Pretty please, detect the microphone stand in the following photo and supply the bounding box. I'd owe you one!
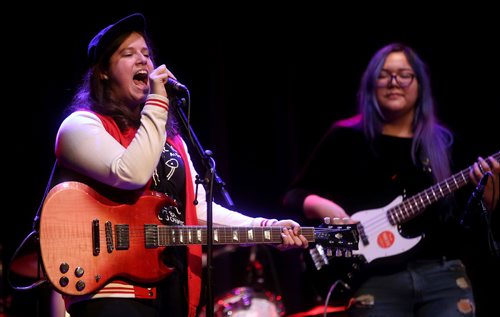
[172,95,234,317]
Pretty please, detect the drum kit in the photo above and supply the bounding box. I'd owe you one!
[7,239,69,317]
[197,218,358,317]
[7,244,345,316]
[198,286,284,317]
[11,244,285,317]
[199,288,348,317]
[199,244,285,317]
[198,244,350,317]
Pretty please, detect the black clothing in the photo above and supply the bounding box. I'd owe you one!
[285,124,469,266]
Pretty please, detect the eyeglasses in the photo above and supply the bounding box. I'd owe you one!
[376,71,415,88]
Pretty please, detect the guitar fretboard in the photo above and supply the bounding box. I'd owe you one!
[144,226,316,247]
[388,151,499,225]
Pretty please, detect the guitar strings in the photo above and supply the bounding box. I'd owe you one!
[355,169,471,238]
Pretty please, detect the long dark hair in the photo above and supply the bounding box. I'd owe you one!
[357,43,453,181]
[68,30,178,135]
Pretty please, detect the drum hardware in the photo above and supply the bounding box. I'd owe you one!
[199,245,284,317]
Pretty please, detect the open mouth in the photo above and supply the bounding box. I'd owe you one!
[133,70,148,85]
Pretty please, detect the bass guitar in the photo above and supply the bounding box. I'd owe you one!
[309,150,499,300]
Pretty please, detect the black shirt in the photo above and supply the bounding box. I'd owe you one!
[284,124,471,271]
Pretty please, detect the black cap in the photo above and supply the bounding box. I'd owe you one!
[87,13,146,65]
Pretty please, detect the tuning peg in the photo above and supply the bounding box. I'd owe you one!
[309,245,329,270]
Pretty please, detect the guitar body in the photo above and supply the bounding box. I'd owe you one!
[39,182,175,295]
[351,196,421,263]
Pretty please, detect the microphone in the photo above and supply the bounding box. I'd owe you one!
[460,172,491,227]
[166,78,188,93]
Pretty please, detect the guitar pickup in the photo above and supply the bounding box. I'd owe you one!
[115,224,130,250]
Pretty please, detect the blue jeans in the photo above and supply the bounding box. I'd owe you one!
[347,259,475,317]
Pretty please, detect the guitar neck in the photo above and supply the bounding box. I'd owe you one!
[145,226,316,247]
[388,151,500,225]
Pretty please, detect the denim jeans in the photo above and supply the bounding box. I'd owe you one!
[347,259,475,317]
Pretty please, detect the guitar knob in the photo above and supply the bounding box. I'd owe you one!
[59,262,69,273]
[335,248,343,257]
[59,276,69,287]
[75,280,86,292]
[332,217,341,224]
[344,249,352,257]
[75,267,85,278]
[323,217,331,225]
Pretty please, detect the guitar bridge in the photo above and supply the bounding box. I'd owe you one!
[92,219,100,256]
[309,244,329,270]
[105,221,114,253]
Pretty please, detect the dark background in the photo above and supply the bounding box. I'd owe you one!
[2,2,499,316]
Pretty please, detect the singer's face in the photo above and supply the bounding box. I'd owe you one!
[107,32,154,109]
[376,52,419,124]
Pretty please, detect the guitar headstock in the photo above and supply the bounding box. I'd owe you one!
[312,217,359,263]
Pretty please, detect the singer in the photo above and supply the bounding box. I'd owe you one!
[284,43,500,317]
[50,12,308,317]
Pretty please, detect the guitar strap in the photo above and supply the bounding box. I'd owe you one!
[167,136,203,317]
[95,113,202,317]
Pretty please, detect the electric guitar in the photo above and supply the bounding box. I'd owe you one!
[309,150,499,300]
[39,181,359,296]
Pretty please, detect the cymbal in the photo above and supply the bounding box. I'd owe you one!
[10,251,45,279]
[9,234,44,279]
